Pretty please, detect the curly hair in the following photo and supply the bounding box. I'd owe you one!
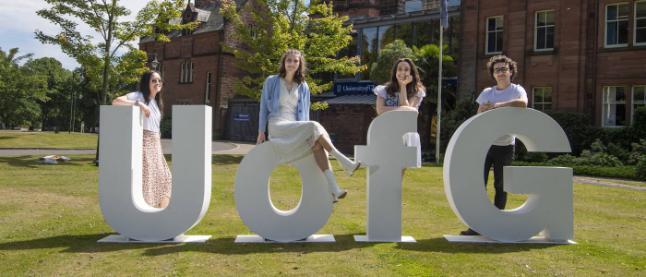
[487,55,518,81]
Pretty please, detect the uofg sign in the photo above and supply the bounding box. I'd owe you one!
[98,105,575,245]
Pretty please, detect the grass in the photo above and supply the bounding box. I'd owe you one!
[0,131,97,149]
[0,155,644,275]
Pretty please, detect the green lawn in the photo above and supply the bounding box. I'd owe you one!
[0,155,644,275]
[0,131,97,149]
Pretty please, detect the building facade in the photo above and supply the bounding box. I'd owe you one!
[139,0,247,138]
[459,0,646,127]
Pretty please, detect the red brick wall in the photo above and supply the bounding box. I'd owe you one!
[317,105,377,155]
[459,0,646,126]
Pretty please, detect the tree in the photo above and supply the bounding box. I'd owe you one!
[0,48,47,128]
[221,0,364,100]
[36,0,196,106]
[22,58,73,130]
[35,0,196,162]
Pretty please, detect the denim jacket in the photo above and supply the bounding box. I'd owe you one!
[258,75,311,132]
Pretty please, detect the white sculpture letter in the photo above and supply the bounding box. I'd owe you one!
[98,105,212,243]
[234,143,334,243]
[444,108,574,243]
[354,110,419,242]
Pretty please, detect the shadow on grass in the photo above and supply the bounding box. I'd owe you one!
[142,234,374,256]
[0,156,96,168]
[0,233,164,253]
[395,237,559,253]
[212,155,244,165]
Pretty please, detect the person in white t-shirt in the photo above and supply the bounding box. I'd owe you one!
[461,55,528,236]
[112,71,172,209]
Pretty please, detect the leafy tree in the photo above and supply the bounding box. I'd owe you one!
[221,0,364,99]
[22,58,73,130]
[0,48,47,128]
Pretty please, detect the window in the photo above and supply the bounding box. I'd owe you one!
[602,86,627,127]
[205,72,212,104]
[535,10,555,51]
[532,87,553,111]
[633,85,646,123]
[606,3,629,47]
[636,1,646,45]
[486,16,503,54]
[180,60,193,84]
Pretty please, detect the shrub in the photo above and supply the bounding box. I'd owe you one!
[546,111,601,155]
[160,116,172,139]
[628,139,646,165]
[636,156,646,181]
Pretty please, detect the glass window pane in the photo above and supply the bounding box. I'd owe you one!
[488,33,496,52]
[496,17,503,29]
[414,21,434,46]
[638,19,646,28]
[496,32,503,52]
[616,87,626,101]
[488,18,496,30]
[544,89,552,102]
[637,28,646,43]
[619,4,630,18]
[397,22,415,47]
[378,25,394,52]
[537,28,546,49]
[634,87,646,102]
[637,2,646,18]
[607,22,618,45]
[545,11,555,25]
[607,5,617,21]
[618,21,629,44]
[546,27,555,48]
[537,12,546,27]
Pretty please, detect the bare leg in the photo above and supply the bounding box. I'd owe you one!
[316,135,360,176]
[312,142,330,171]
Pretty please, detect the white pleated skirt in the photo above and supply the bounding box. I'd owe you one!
[268,118,328,164]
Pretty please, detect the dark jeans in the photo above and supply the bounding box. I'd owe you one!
[484,145,514,210]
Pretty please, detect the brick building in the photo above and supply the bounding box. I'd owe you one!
[459,0,646,127]
[139,0,248,138]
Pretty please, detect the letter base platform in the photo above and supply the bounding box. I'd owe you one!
[443,235,576,245]
[353,235,416,243]
[97,234,211,244]
[234,234,335,243]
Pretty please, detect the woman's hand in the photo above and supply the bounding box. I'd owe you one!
[256,132,266,144]
[397,73,413,87]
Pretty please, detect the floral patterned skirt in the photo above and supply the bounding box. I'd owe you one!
[142,130,172,208]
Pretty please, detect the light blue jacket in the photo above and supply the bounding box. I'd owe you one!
[258,75,311,132]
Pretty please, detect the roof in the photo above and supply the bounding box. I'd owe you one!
[324,95,376,105]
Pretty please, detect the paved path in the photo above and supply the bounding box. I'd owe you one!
[0,140,255,156]
[573,176,645,191]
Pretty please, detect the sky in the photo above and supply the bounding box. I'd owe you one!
[0,0,151,70]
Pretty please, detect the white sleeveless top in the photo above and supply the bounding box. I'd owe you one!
[274,78,299,121]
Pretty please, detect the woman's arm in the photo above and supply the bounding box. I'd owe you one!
[376,96,398,115]
[112,95,150,117]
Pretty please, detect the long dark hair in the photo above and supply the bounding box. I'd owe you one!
[278,49,306,84]
[385,58,425,101]
[138,70,164,115]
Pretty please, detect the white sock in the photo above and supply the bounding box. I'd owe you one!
[323,169,343,195]
[329,148,358,173]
